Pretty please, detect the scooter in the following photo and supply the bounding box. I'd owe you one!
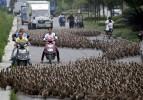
[12,43,30,66]
[44,39,57,64]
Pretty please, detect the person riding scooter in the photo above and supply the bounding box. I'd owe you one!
[11,30,31,65]
[41,26,60,63]
[11,28,30,59]
[12,28,30,41]
[105,17,114,39]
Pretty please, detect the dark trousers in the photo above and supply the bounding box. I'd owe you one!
[41,47,60,62]
[69,21,74,28]
[32,23,36,29]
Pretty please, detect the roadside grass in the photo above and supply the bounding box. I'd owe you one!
[0,9,13,62]
[10,90,17,100]
[84,17,139,42]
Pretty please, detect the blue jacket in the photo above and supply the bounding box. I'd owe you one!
[16,32,30,38]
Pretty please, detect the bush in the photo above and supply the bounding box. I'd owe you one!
[10,90,17,100]
[114,24,126,28]
[112,15,122,21]
[84,17,106,21]
[97,21,105,26]
[115,17,125,24]
[113,28,139,41]
[0,9,13,61]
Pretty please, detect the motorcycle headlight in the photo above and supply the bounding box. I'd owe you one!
[19,50,27,54]
[47,48,53,52]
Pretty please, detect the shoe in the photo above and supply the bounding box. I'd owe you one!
[57,60,60,63]
[40,61,43,63]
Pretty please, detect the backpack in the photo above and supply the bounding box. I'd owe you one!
[60,17,65,22]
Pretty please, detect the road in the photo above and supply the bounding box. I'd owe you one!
[30,46,102,64]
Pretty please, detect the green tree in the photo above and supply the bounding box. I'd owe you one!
[124,0,143,31]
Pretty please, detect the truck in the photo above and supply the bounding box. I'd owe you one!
[21,4,30,25]
[26,1,53,29]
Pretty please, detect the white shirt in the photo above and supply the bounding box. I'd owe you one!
[43,32,58,41]
[105,20,114,31]
[32,19,37,24]
[108,22,113,29]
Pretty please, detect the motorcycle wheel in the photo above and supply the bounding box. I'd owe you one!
[48,55,52,64]
[17,60,27,66]
[11,59,16,66]
[11,57,18,66]
[17,59,20,66]
[23,60,28,66]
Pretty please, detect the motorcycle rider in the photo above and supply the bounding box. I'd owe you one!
[11,28,30,59]
[41,26,60,63]
[105,17,114,38]
[11,29,31,65]
[12,28,30,41]
[15,32,29,46]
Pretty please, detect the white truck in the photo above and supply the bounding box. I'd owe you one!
[26,1,53,29]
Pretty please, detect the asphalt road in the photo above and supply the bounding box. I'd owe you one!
[29,46,102,64]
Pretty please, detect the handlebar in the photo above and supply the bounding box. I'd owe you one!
[16,43,28,48]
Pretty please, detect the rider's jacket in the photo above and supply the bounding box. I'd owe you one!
[16,37,28,44]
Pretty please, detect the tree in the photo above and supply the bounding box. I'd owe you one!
[124,0,143,31]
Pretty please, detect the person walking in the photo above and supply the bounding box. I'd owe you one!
[105,17,114,39]
[32,17,37,29]
[67,14,75,28]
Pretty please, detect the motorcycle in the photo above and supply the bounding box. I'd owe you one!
[44,39,57,64]
[11,43,30,66]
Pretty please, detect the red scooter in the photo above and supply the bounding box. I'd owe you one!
[44,39,57,64]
